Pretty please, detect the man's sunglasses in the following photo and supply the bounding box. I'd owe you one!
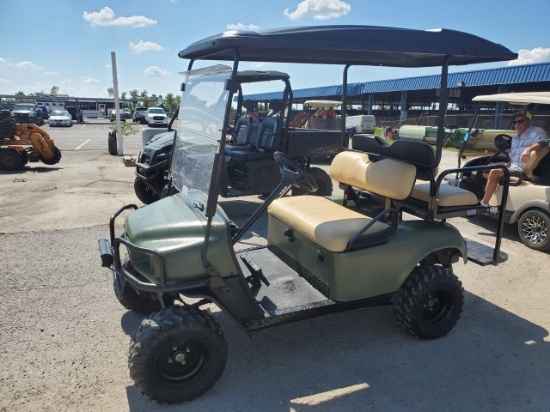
[512,119,527,124]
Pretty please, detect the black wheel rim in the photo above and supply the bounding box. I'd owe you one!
[521,214,548,246]
[422,290,453,324]
[154,339,209,387]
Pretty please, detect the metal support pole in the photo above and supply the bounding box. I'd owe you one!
[111,51,123,155]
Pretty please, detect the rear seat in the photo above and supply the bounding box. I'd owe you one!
[268,151,417,252]
[356,136,480,218]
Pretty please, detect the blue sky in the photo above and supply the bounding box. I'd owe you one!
[1,0,549,99]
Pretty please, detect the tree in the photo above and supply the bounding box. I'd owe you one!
[50,86,59,96]
[121,92,127,101]
[164,93,180,115]
[107,87,114,98]
[140,90,149,107]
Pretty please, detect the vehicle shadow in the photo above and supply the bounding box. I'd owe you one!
[0,166,62,174]
[123,291,550,411]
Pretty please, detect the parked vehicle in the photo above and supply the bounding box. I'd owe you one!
[145,107,168,127]
[449,91,550,250]
[99,25,516,404]
[0,110,61,170]
[11,103,44,125]
[132,107,147,123]
[110,108,130,122]
[66,106,84,123]
[36,106,50,120]
[48,110,73,127]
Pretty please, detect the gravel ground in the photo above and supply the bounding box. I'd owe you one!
[0,148,549,412]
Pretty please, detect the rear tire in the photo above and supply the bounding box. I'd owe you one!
[393,265,463,339]
[129,306,228,404]
[517,209,550,251]
[291,167,333,196]
[0,149,24,170]
[134,177,161,205]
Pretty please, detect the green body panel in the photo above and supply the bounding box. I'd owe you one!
[268,216,466,301]
[124,194,239,284]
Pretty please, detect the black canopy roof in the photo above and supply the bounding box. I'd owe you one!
[179,25,517,68]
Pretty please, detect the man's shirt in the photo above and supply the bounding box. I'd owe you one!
[510,126,548,168]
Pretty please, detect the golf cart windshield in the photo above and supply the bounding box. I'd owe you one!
[171,65,231,196]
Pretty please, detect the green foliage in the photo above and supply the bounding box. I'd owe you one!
[110,121,138,137]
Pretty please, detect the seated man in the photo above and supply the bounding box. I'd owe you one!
[480,111,548,207]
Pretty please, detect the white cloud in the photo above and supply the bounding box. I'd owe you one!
[82,76,100,84]
[83,7,156,28]
[45,71,58,76]
[508,47,550,66]
[144,66,169,77]
[284,0,351,21]
[130,40,165,54]
[0,58,6,63]
[14,61,37,69]
[226,23,260,31]
[0,78,10,84]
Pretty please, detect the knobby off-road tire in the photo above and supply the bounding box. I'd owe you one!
[40,146,62,165]
[393,265,463,339]
[129,306,228,404]
[291,166,333,196]
[113,260,175,314]
[517,209,550,251]
[134,177,161,205]
[0,149,24,170]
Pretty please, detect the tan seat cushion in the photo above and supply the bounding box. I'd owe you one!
[329,151,417,200]
[411,183,478,207]
[268,196,388,252]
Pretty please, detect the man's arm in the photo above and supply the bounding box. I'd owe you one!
[520,140,548,164]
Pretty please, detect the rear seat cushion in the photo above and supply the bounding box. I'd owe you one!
[329,150,417,200]
[411,183,478,207]
[268,196,388,252]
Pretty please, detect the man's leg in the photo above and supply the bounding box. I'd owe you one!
[481,169,505,205]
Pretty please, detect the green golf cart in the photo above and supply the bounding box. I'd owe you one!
[98,25,516,404]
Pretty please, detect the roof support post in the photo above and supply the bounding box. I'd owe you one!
[435,56,451,166]
[400,91,408,121]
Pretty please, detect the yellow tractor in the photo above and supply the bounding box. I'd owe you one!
[0,110,61,171]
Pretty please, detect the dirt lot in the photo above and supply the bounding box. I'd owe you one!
[0,129,549,411]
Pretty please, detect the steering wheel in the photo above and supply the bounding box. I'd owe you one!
[487,134,512,163]
[273,152,318,193]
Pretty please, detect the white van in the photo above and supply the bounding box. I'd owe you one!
[346,115,376,133]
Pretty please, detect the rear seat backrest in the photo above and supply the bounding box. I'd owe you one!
[233,115,251,145]
[329,151,417,200]
[256,117,278,149]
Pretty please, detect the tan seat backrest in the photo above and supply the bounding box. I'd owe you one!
[329,150,417,200]
[523,145,550,180]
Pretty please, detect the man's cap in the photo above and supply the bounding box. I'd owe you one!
[512,110,532,120]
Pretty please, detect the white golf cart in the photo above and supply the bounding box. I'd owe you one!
[452,91,550,250]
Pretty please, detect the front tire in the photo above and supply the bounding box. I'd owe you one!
[291,166,333,196]
[134,177,161,205]
[40,146,62,165]
[114,260,175,313]
[393,265,463,339]
[129,306,228,404]
[517,209,550,251]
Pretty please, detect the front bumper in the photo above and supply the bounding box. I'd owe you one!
[98,204,210,293]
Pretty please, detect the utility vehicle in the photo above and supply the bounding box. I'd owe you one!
[133,70,341,204]
[98,25,516,404]
[448,91,550,250]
